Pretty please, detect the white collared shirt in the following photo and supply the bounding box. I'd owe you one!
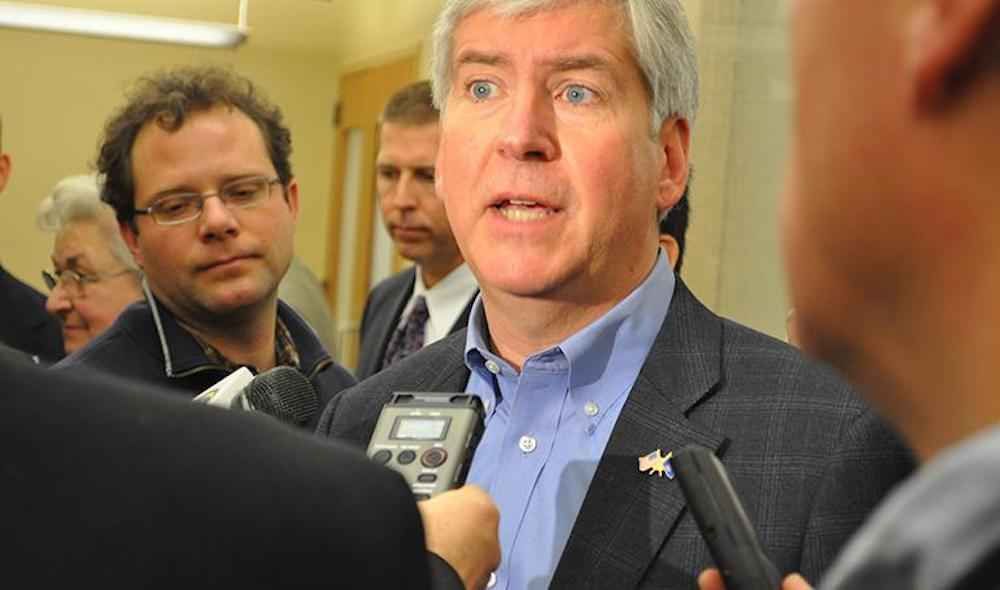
[396,263,478,347]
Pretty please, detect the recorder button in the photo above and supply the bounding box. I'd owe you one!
[421,447,448,468]
[417,473,438,483]
[371,449,392,464]
[398,450,417,465]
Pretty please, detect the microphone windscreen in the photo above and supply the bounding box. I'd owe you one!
[243,366,318,427]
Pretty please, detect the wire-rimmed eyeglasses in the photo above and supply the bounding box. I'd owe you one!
[133,176,282,226]
[42,268,134,297]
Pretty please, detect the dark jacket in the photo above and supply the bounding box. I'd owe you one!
[320,279,915,589]
[56,293,355,428]
[0,264,64,363]
[2,355,460,589]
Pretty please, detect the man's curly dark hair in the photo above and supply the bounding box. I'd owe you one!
[96,66,293,230]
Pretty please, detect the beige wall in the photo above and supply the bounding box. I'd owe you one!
[0,28,340,291]
[0,0,794,342]
[679,0,792,340]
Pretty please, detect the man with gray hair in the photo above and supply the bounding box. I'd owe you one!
[0,115,64,363]
[320,1,914,588]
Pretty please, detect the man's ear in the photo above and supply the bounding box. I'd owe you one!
[285,178,300,221]
[0,153,11,193]
[908,0,999,109]
[659,234,681,270]
[656,117,690,213]
[120,221,144,269]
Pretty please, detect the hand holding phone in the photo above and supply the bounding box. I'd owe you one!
[673,445,783,590]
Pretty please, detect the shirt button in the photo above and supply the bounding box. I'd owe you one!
[485,359,501,374]
[584,401,600,417]
[519,435,537,454]
[487,572,497,588]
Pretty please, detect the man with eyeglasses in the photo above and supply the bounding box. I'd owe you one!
[53,66,355,427]
[0,115,65,364]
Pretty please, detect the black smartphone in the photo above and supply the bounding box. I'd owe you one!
[673,445,783,590]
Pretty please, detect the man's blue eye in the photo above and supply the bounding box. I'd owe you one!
[470,81,496,101]
[563,85,593,105]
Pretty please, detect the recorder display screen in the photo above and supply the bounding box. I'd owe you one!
[392,417,450,441]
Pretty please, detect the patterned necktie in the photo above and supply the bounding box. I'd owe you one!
[381,295,430,370]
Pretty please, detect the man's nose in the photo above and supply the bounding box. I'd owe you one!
[198,195,240,239]
[388,173,420,209]
[497,87,560,162]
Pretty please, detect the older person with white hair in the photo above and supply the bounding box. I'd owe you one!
[38,174,142,354]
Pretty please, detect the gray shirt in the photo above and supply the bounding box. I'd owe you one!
[821,425,1000,590]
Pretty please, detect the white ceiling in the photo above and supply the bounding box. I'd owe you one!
[18,0,445,62]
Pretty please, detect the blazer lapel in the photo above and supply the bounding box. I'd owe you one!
[551,281,728,589]
[418,331,473,391]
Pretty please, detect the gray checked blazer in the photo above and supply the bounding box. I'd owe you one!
[318,279,915,589]
[355,266,476,380]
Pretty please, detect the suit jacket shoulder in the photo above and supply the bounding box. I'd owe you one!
[2,357,441,588]
[0,265,64,362]
[552,281,914,588]
[319,331,469,445]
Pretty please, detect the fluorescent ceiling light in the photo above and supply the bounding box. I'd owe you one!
[0,0,249,48]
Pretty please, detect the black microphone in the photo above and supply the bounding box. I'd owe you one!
[242,366,319,428]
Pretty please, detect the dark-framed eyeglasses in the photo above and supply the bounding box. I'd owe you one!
[133,176,282,226]
[42,268,133,297]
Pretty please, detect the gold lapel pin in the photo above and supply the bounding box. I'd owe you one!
[638,449,675,479]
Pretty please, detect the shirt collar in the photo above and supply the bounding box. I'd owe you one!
[464,248,676,401]
[413,263,477,306]
[185,316,301,373]
[144,284,324,378]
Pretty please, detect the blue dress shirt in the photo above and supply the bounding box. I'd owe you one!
[463,251,676,590]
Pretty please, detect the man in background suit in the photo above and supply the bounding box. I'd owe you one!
[0,115,64,363]
[356,81,478,380]
[3,355,499,589]
[701,0,1000,589]
[320,1,914,588]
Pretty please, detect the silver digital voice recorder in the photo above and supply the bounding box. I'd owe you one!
[367,392,485,499]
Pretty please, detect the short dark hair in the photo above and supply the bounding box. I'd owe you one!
[382,80,439,126]
[659,186,690,273]
[96,66,293,227]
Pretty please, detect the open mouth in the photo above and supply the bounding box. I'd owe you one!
[493,198,559,222]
